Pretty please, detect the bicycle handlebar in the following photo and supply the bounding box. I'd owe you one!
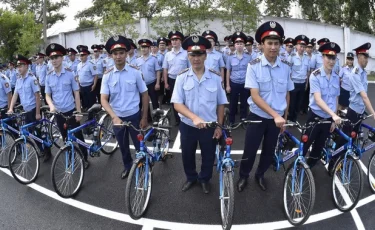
[113,121,171,133]
[203,120,262,130]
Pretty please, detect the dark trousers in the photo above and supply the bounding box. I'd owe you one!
[147,81,159,110]
[95,78,102,104]
[40,86,45,101]
[55,109,88,161]
[288,82,305,122]
[229,81,249,124]
[303,110,332,167]
[24,108,44,152]
[11,88,20,104]
[80,84,95,110]
[180,122,216,182]
[239,113,280,179]
[337,108,363,150]
[168,77,180,123]
[301,84,309,113]
[112,111,141,170]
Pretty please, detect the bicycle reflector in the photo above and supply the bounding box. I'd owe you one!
[351,131,357,138]
[225,137,233,145]
[63,123,67,130]
[302,135,308,143]
[137,134,144,141]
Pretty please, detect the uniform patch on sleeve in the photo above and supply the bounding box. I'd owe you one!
[250,58,261,65]
[312,69,321,76]
[209,69,220,76]
[93,65,97,70]
[5,83,9,88]
[129,64,140,70]
[34,80,38,85]
[354,67,359,74]
[178,68,189,75]
[75,76,79,82]
[104,67,114,74]
[103,60,106,64]
[281,59,292,67]
[65,67,72,72]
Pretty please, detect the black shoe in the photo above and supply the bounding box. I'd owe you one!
[200,182,210,194]
[181,180,196,192]
[43,150,51,162]
[84,160,90,169]
[121,169,130,179]
[256,176,267,191]
[237,178,248,192]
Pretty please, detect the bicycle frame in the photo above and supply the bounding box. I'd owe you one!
[19,118,54,148]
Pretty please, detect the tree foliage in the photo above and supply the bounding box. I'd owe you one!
[262,0,293,18]
[76,19,96,30]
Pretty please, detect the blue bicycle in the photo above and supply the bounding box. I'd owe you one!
[50,104,118,198]
[273,120,330,226]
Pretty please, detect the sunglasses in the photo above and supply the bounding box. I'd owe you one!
[50,56,62,60]
[80,54,88,57]
[325,55,337,61]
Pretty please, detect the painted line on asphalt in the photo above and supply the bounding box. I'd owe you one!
[171,131,181,150]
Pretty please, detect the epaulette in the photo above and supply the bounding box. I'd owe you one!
[178,68,189,75]
[89,60,95,65]
[281,59,292,67]
[47,70,53,75]
[65,67,72,72]
[335,70,339,75]
[104,67,114,75]
[250,58,261,65]
[209,69,220,76]
[291,53,296,56]
[312,69,321,76]
[354,67,359,74]
[128,64,140,70]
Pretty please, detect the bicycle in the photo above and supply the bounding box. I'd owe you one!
[119,120,172,220]
[325,112,373,211]
[205,120,261,230]
[8,106,56,184]
[50,104,118,198]
[273,120,331,226]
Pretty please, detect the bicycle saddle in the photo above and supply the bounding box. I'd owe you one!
[40,105,50,112]
[151,109,164,118]
[87,104,102,113]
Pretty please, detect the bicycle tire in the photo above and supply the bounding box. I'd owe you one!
[368,150,375,193]
[8,138,40,185]
[49,115,64,148]
[0,129,16,168]
[283,161,315,226]
[332,154,363,212]
[125,158,153,219]
[99,113,118,155]
[51,145,85,198]
[220,169,234,230]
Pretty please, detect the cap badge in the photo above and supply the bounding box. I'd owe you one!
[51,44,55,49]
[206,30,210,34]
[368,43,371,48]
[331,43,335,48]
[270,21,276,28]
[236,32,240,35]
[301,35,305,39]
[113,35,119,41]
[192,35,199,44]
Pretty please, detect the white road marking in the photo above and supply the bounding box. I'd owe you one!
[171,131,181,150]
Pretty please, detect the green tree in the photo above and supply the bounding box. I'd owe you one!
[95,3,139,43]
[75,0,134,20]
[0,0,68,28]
[342,0,373,34]
[297,0,321,21]
[0,10,42,60]
[76,19,96,30]
[262,0,293,17]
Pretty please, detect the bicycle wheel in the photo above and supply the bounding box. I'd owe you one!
[283,161,315,226]
[368,151,375,193]
[332,155,363,212]
[8,138,40,185]
[125,158,153,219]
[51,145,85,198]
[220,169,234,230]
[223,108,230,127]
[99,113,118,155]
[0,130,16,168]
[49,115,64,148]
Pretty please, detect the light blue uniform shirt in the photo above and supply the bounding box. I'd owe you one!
[287,53,310,83]
[348,67,368,114]
[45,68,79,113]
[162,47,190,79]
[126,55,137,65]
[92,58,104,78]
[36,63,47,86]
[100,53,108,59]
[223,51,234,65]
[171,68,228,127]
[245,55,294,119]
[339,65,354,91]
[101,64,148,118]
[77,60,97,87]
[280,51,293,60]
[66,59,80,75]
[333,58,341,74]
[226,52,252,84]
[205,50,225,73]
[156,51,166,67]
[103,57,115,70]
[29,64,37,76]
[136,55,161,85]
[0,74,11,108]
[309,68,340,118]
[8,69,17,88]
[310,52,323,70]
[15,73,40,112]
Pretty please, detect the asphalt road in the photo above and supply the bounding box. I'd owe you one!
[2,85,375,230]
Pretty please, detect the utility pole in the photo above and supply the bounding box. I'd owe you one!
[43,0,47,49]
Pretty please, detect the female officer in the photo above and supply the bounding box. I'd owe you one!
[303,42,342,168]
[338,52,355,110]
[171,35,227,194]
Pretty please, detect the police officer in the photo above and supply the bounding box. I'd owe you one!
[214,41,221,52]
[245,36,257,60]
[238,21,294,192]
[157,37,168,66]
[338,52,355,110]
[136,39,162,111]
[162,31,190,125]
[223,36,235,64]
[202,30,225,81]
[126,39,138,65]
[103,53,115,71]
[8,55,50,160]
[7,62,17,94]
[66,48,80,75]
[301,38,317,115]
[280,37,294,59]
[101,35,149,179]
[0,72,12,118]
[287,35,310,122]
[303,42,342,168]
[99,45,108,59]
[310,38,330,71]
[226,32,252,124]
[91,44,105,104]
[171,35,227,194]
[76,45,98,110]
[151,41,159,56]
[44,43,89,166]
[35,53,47,100]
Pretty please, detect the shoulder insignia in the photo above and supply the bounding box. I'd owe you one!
[93,65,97,70]
[128,64,140,70]
[104,67,114,75]
[89,60,95,64]
[47,70,53,75]
[335,70,339,75]
[250,58,261,65]
[34,79,38,85]
[103,60,107,64]
[209,69,220,76]
[312,69,321,76]
[4,82,9,88]
[74,76,79,82]
[178,68,189,75]
[65,67,72,72]
[291,53,296,56]
[281,59,292,67]
[1,75,5,80]
[354,67,359,74]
